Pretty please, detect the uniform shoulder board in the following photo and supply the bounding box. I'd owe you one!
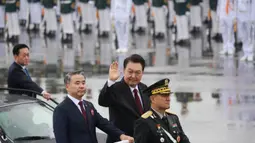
[141,111,153,119]
[165,109,176,115]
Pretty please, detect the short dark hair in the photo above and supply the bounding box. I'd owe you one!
[13,44,29,56]
[123,54,145,71]
[64,70,86,85]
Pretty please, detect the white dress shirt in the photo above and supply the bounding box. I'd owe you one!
[67,94,85,113]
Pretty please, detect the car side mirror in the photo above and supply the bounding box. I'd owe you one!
[0,126,7,141]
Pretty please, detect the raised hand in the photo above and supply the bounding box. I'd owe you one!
[109,61,120,81]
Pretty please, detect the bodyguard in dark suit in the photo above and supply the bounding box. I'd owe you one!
[7,44,51,99]
[53,70,134,143]
[98,54,150,143]
[134,78,190,143]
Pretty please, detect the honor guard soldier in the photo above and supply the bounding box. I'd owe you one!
[134,78,190,143]
[42,0,58,37]
[236,0,253,61]
[79,0,94,33]
[174,0,190,46]
[190,0,202,33]
[167,0,175,29]
[5,0,20,42]
[152,0,167,39]
[218,0,236,55]
[132,0,147,34]
[60,0,75,42]
[27,0,42,31]
[95,0,111,37]
[0,0,4,36]
[210,0,222,42]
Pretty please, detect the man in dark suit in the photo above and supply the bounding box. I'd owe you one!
[7,44,51,99]
[134,78,190,143]
[53,70,134,143]
[98,54,151,143]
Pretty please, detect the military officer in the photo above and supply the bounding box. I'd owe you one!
[42,0,57,37]
[218,0,235,55]
[134,78,190,143]
[0,0,4,35]
[27,0,42,31]
[173,0,190,46]
[95,0,111,37]
[5,0,20,42]
[132,0,147,34]
[79,0,94,33]
[210,0,221,41]
[190,0,202,33]
[236,0,253,61]
[152,0,167,39]
[60,0,75,42]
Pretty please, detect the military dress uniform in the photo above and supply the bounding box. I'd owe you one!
[168,0,175,28]
[152,0,167,39]
[218,0,236,55]
[95,0,111,37]
[133,0,147,33]
[112,0,132,52]
[190,0,202,33]
[5,0,20,41]
[60,0,75,41]
[134,78,190,143]
[42,0,57,36]
[236,0,253,61]
[0,0,5,34]
[27,0,42,31]
[174,0,190,45]
[79,0,94,33]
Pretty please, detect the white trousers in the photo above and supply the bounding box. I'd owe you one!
[99,9,110,32]
[135,4,147,28]
[0,6,4,28]
[220,17,235,51]
[211,10,220,34]
[202,0,209,19]
[115,19,129,49]
[237,19,253,56]
[61,13,74,34]
[29,3,42,24]
[190,5,202,27]
[176,15,189,40]
[6,12,20,36]
[19,0,29,20]
[80,2,95,25]
[168,0,175,25]
[44,8,57,32]
[153,7,166,33]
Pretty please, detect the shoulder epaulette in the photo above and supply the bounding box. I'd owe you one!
[165,109,176,115]
[141,111,153,119]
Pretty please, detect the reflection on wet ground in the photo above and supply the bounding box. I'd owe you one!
[1,25,255,143]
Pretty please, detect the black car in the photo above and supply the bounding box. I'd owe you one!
[0,88,57,143]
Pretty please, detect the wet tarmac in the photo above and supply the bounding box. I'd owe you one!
[0,23,255,143]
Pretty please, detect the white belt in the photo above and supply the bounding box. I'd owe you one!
[161,127,177,143]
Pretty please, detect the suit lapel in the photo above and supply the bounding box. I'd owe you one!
[120,79,140,117]
[65,97,88,128]
[138,84,150,112]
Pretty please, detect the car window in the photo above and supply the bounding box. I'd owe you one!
[0,102,55,140]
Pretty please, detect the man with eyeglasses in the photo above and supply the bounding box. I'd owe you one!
[98,54,150,143]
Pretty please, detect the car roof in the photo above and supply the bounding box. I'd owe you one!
[0,92,37,107]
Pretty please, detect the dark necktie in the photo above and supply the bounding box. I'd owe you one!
[133,89,143,115]
[162,116,170,132]
[23,68,31,78]
[78,101,87,120]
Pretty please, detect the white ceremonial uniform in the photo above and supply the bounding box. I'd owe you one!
[112,0,132,51]
[0,5,4,29]
[218,0,236,55]
[168,0,175,26]
[236,0,253,61]
[79,1,95,30]
[29,1,42,26]
[44,8,58,33]
[190,2,202,28]
[134,1,147,30]
[19,0,29,21]
[251,0,255,53]
[152,4,166,35]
